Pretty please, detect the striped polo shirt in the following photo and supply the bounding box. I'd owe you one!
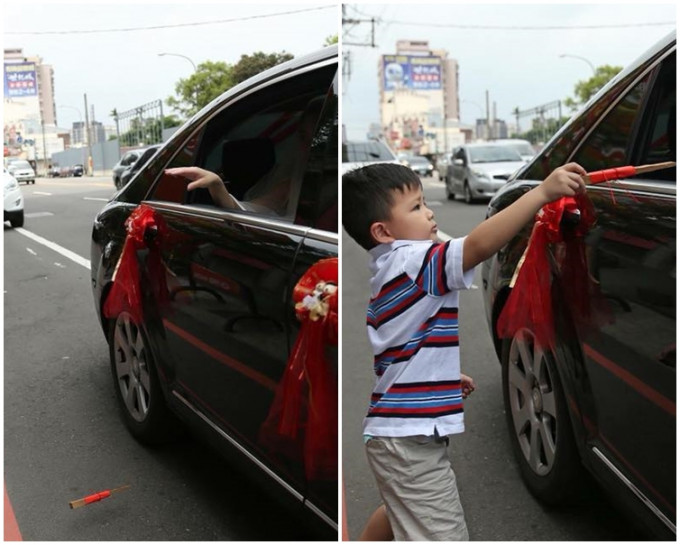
[363,238,475,438]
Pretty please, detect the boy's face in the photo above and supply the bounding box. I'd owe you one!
[373,185,438,244]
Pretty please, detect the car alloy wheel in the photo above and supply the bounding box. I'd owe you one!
[112,312,152,423]
[506,328,558,476]
[501,327,584,505]
[108,311,181,444]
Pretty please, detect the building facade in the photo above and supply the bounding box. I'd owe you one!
[378,40,466,156]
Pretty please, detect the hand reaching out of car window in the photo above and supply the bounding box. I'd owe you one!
[164,167,241,210]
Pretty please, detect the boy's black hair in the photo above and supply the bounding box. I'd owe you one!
[342,163,422,250]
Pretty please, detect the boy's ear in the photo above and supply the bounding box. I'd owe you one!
[369,221,395,245]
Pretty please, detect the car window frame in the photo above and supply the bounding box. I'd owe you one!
[139,55,338,235]
[566,44,676,178]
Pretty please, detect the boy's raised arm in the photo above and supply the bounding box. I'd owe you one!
[461,162,587,272]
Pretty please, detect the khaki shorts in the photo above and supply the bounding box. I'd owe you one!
[365,435,469,541]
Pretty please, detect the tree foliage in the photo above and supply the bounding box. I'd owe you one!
[165,51,294,119]
[166,60,234,118]
[230,51,294,86]
[324,34,338,46]
[564,64,622,111]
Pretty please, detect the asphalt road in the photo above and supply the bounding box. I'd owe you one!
[3,176,319,540]
[341,175,648,541]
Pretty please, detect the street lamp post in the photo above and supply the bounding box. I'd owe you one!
[158,52,198,113]
[558,54,596,76]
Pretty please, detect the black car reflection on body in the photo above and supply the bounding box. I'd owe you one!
[119,144,161,188]
[481,32,675,539]
[90,46,339,539]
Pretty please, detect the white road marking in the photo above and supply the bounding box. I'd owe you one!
[15,228,90,270]
[25,212,54,218]
[33,191,53,196]
[427,200,443,207]
[26,248,37,256]
[83,197,109,202]
[54,262,66,269]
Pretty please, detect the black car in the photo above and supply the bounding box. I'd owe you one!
[481,32,675,539]
[112,149,145,189]
[91,46,338,539]
[72,164,84,177]
[118,144,161,188]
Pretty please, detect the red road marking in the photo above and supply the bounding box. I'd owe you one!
[4,483,22,541]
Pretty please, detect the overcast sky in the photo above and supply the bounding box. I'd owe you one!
[342,2,676,139]
[4,1,339,129]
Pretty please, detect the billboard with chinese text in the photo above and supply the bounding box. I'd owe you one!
[4,63,38,98]
[382,55,442,91]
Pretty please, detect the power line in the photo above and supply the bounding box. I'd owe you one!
[6,5,335,35]
[367,19,674,30]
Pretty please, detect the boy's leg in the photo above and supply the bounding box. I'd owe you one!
[366,436,469,541]
[358,504,394,541]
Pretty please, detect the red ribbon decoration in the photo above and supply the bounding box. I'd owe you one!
[260,257,338,481]
[496,192,611,350]
[102,204,170,324]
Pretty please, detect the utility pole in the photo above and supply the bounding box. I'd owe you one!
[485,90,491,141]
[84,93,92,176]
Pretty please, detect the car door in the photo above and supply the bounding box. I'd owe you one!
[569,50,675,528]
[449,146,465,192]
[141,59,338,504]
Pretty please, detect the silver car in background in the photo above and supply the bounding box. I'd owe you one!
[445,143,525,203]
[7,160,36,185]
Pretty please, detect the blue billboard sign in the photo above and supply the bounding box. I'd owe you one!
[4,63,38,98]
[382,55,442,91]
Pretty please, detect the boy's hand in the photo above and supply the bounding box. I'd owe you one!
[461,373,476,399]
[537,162,587,204]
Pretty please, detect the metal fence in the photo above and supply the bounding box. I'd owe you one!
[113,99,165,147]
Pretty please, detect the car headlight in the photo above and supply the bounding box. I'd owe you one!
[472,169,490,179]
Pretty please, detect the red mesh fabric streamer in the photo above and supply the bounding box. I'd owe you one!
[102,204,170,323]
[496,193,610,350]
[260,257,338,481]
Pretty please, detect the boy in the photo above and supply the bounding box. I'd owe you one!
[342,161,587,541]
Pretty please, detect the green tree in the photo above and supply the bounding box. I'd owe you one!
[564,64,622,111]
[324,34,338,46]
[166,60,234,118]
[230,51,294,86]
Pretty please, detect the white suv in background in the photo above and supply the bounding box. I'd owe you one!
[4,168,24,228]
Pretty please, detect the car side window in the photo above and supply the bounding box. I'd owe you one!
[149,63,336,220]
[634,52,675,182]
[572,73,651,172]
[294,71,338,232]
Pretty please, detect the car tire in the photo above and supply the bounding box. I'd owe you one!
[9,211,24,228]
[464,181,473,204]
[501,328,584,506]
[445,180,455,200]
[108,311,182,445]
[114,177,120,189]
